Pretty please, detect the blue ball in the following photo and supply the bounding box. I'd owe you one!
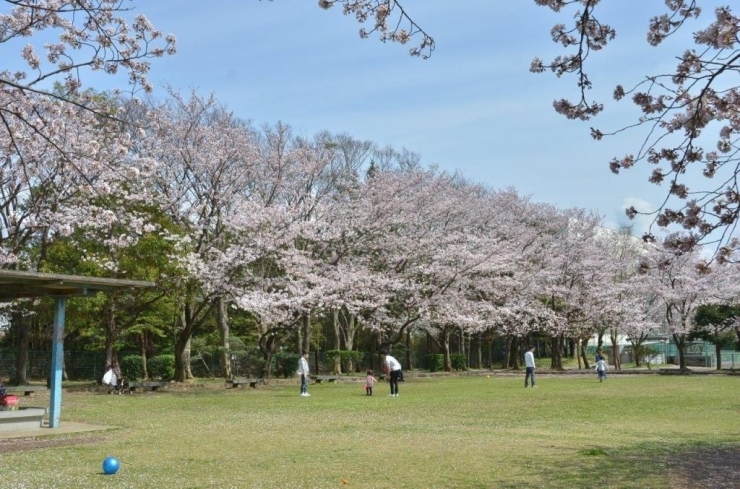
[102,456,120,475]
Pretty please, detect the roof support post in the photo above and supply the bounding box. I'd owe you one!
[49,297,66,428]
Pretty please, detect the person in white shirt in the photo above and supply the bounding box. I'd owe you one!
[595,358,609,382]
[102,364,121,394]
[524,346,536,388]
[381,349,402,397]
[297,351,311,397]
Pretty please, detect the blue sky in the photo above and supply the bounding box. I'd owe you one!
[81,1,715,237]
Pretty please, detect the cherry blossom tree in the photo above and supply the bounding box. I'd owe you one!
[128,90,261,382]
[582,226,653,370]
[314,1,740,255]
[639,241,738,369]
[0,2,174,381]
[0,90,163,381]
[0,1,175,262]
[531,1,740,257]
[316,0,434,58]
[551,211,604,367]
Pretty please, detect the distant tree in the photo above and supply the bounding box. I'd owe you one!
[640,243,739,369]
[693,303,740,370]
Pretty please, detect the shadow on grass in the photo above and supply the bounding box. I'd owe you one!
[531,441,740,489]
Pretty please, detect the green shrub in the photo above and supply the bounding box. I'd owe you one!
[424,354,466,371]
[325,350,364,373]
[226,350,267,378]
[148,354,175,380]
[120,355,144,380]
[425,354,444,372]
[273,352,300,378]
[450,354,467,371]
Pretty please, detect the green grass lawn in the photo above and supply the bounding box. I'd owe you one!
[2,375,739,488]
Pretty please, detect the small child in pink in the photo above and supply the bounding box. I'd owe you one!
[365,370,378,396]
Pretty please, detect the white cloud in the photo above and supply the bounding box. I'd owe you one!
[614,197,659,239]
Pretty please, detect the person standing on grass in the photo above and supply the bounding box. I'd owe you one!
[595,357,609,382]
[365,370,378,396]
[524,346,536,388]
[380,349,402,397]
[297,350,310,397]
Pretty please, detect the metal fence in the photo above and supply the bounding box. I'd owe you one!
[0,349,384,381]
[0,349,139,381]
[718,352,740,369]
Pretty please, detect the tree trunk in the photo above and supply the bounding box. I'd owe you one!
[609,328,622,370]
[302,311,311,354]
[580,337,591,370]
[263,351,274,379]
[347,315,358,372]
[140,333,149,380]
[12,313,30,385]
[370,331,378,373]
[443,330,452,372]
[568,337,576,359]
[405,328,412,371]
[104,297,117,370]
[632,341,641,367]
[217,296,231,379]
[476,332,483,369]
[716,341,722,370]
[674,333,688,370]
[504,335,512,370]
[550,335,563,370]
[174,305,193,382]
[332,308,342,374]
[486,333,494,370]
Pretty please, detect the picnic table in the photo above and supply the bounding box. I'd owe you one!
[226,378,262,388]
[4,385,49,396]
[312,375,339,384]
[128,380,170,392]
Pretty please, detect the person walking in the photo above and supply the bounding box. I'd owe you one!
[524,346,537,388]
[595,357,609,382]
[380,349,402,397]
[297,350,310,397]
[595,349,605,363]
[365,370,378,396]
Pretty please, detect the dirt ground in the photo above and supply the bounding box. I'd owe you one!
[0,434,104,454]
[667,447,740,488]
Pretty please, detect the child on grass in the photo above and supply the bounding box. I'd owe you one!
[297,351,310,397]
[595,357,609,382]
[365,370,378,396]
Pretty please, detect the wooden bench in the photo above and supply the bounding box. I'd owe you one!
[128,381,170,392]
[658,368,692,375]
[0,407,46,432]
[4,385,49,396]
[226,378,262,388]
[312,375,339,384]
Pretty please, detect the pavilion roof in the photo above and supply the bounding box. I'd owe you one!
[0,270,155,301]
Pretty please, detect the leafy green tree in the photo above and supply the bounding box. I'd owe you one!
[693,304,740,370]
